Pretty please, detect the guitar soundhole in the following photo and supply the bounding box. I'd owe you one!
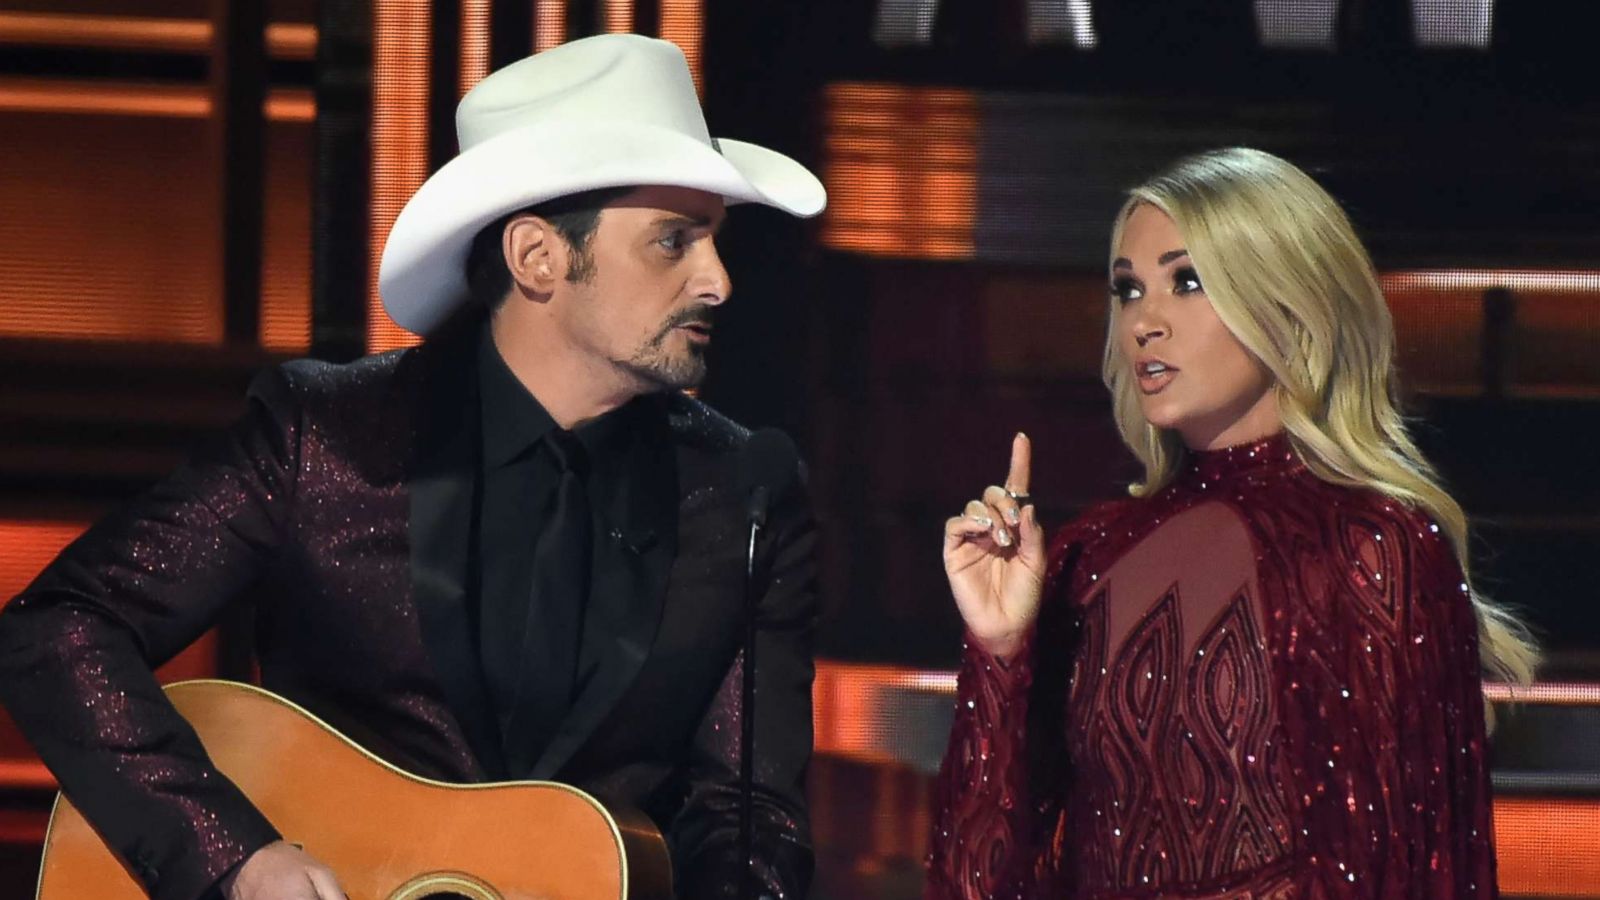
[386,872,501,900]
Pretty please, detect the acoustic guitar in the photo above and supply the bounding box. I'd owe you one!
[36,679,673,900]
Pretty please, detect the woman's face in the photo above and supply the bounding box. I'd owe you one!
[1110,204,1281,451]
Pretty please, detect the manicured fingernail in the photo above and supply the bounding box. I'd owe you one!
[970,514,993,527]
[995,528,1012,547]
[1005,506,1021,526]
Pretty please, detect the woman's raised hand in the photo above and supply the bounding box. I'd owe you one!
[942,433,1047,659]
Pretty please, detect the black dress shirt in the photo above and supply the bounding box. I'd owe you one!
[475,326,640,773]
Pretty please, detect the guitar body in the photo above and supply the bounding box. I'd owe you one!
[36,680,673,900]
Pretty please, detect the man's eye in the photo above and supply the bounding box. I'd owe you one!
[658,231,688,253]
[1109,277,1143,304]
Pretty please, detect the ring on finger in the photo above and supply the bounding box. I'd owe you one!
[1005,489,1032,506]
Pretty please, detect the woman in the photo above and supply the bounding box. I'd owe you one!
[927,148,1536,899]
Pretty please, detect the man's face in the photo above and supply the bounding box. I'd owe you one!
[552,185,731,393]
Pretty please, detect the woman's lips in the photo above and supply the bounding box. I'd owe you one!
[1135,360,1177,394]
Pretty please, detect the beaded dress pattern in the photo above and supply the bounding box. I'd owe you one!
[926,434,1496,899]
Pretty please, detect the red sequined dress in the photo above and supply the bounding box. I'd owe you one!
[926,434,1497,899]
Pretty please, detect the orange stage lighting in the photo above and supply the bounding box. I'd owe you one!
[604,0,635,35]
[1496,797,1600,897]
[0,521,85,602]
[265,23,318,61]
[1485,682,1600,706]
[535,0,567,53]
[263,104,315,355]
[0,79,207,118]
[0,80,313,122]
[0,103,224,345]
[813,661,954,765]
[820,84,978,260]
[0,13,315,60]
[0,760,54,792]
[0,12,207,53]
[1383,268,1600,395]
[459,0,491,99]
[1383,269,1600,294]
[658,0,703,94]
[368,0,431,353]
[0,86,313,350]
[263,88,315,123]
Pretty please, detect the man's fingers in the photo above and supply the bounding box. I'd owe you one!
[307,866,345,900]
[1004,432,1032,497]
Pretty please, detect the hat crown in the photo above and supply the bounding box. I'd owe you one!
[381,33,824,336]
[456,34,710,151]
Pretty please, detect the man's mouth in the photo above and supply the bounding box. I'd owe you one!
[677,322,713,343]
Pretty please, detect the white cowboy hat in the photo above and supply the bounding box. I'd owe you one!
[379,33,827,335]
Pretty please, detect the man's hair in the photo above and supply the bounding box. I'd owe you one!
[464,186,633,310]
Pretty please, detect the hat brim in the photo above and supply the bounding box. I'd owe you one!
[379,120,826,335]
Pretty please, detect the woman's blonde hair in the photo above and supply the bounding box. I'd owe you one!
[1102,147,1537,686]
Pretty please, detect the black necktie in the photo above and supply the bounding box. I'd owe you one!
[503,429,591,775]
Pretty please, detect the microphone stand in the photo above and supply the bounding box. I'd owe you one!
[739,485,769,900]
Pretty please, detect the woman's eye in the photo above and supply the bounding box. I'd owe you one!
[1109,277,1143,304]
[1174,267,1204,295]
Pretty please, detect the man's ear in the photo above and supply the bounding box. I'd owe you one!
[504,214,559,298]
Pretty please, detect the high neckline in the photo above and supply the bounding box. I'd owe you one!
[1178,431,1302,488]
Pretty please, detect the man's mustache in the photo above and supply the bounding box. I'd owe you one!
[661,305,717,331]
[643,305,719,351]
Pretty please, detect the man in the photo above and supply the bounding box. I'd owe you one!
[0,34,825,900]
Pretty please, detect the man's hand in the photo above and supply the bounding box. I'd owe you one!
[220,841,345,900]
[942,432,1047,659]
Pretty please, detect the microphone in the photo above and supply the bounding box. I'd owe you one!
[738,429,798,528]
[735,428,797,899]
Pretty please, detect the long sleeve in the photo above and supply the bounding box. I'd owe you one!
[0,368,301,900]
[671,462,818,899]
[925,635,1051,900]
[926,524,1088,900]
[1271,503,1497,897]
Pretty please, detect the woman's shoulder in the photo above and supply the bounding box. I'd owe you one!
[1290,477,1465,598]
[1302,478,1452,547]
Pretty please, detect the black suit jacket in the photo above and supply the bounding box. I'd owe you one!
[0,326,817,900]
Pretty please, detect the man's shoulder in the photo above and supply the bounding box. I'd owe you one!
[237,348,426,446]
[245,347,421,413]
[660,394,811,501]
[272,348,411,397]
[661,392,752,456]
